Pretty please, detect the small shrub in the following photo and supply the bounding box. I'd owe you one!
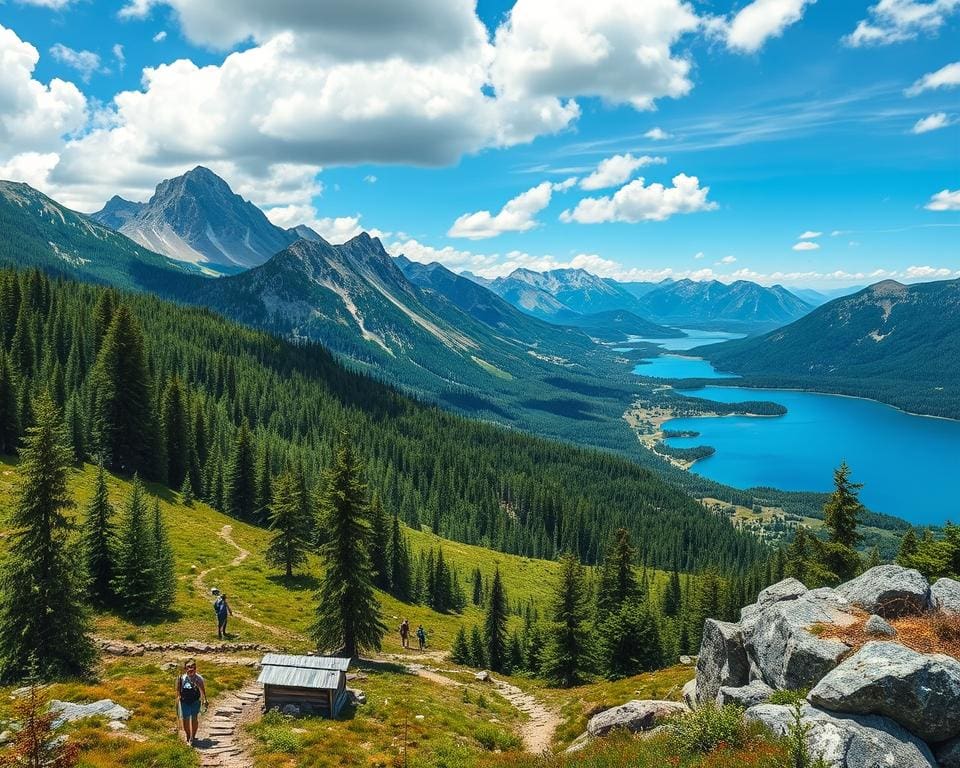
[784,700,830,768]
[668,703,750,755]
[249,710,302,754]
[769,688,809,707]
[473,724,522,752]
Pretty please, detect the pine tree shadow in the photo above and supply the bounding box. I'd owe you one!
[266,573,321,592]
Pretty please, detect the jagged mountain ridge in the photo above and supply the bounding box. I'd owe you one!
[699,279,960,418]
[92,166,295,273]
[634,278,813,325]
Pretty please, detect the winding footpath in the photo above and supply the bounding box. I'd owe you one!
[194,682,264,768]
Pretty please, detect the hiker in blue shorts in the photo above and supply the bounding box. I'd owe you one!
[176,659,207,745]
[214,593,233,639]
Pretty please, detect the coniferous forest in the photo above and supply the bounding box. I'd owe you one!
[0,267,765,578]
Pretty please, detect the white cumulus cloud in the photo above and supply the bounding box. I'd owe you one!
[723,0,817,54]
[925,189,960,211]
[579,154,666,191]
[911,112,951,133]
[906,61,960,96]
[798,230,822,239]
[449,180,575,239]
[644,127,670,140]
[560,173,718,224]
[793,241,821,251]
[846,0,960,47]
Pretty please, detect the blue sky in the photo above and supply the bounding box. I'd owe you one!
[0,0,957,289]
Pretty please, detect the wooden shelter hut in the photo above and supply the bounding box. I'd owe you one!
[257,654,350,717]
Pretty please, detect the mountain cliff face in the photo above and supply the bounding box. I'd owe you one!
[0,181,188,289]
[699,279,960,418]
[505,267,643,314]
[103,167,294,272]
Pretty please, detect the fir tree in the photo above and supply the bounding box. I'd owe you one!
[254,444,273,525]
[596,528,638,618]
[223,421,257,521]
[82,463,116,604]
[310,442,386,659]
[525,624,545,674]
[266,470,311,578]
[897,528,919,565]
[469,625,487,668]
[0,354,19,455]
[598,601,663,679]
[112,477,158,618]
[180,474,194,506]
[541,554,589,688]
[472,567,484,606]
[451,626,471,665]
[369,494,390,591]
[484,568,509,672]
[0,394,94,681]
[663,566,682,618]
[508,630,524,673]
[150,498,176,614]
[160,376,190,489]
[388,508,412,601]
[823,461,863,549]
[89,305,155,475]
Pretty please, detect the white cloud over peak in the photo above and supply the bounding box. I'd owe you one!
[49,44,103,83]
[579,154,666,191]
[644,127,671,141]
[263,203,382,244]
[490,0,699,111]
[926,189,960,211]
[799,230,822,239]
[561,173,718,224]
[723,0,817,54]
[846,0,960,47]
[905,61,960,96]
[911,112,951,133]
[449,179,576,239]
[793,241,820,251]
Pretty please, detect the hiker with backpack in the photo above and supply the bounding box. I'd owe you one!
[176,659,207,745]
[399,618,410,649]
[214,593,233,639]
[416,624,427,651]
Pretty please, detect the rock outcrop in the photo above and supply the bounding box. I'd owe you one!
[716,679,773,708]
[809,641,960,743]
[835,564,930,618]
[586,700,686,737]
[932,578,960,614]
[694,619,749,705]
[863,614,895,637]
[50,699,132,728]
[746,703,937,768]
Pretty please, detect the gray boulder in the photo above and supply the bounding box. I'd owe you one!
[695,619,749,705]
[936,737,960,768]
[740,577,808,622]
[746,703,936,768]
[932,578,960,614]
[741,588,855,691]
[835,565,930,618]
[586,700,686,737]
[716,679,774,708]
[49,699,132,728]
[863,614,895,637]
[808,641,960,744]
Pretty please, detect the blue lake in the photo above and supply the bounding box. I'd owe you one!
[628,329,747,351]
[633,355,739,379]
[632,353,960,525]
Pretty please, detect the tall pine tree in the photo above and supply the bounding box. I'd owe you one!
[112,477,158,618]
[266,470,311,577]
[0,353,19,455]
[223,421,257,521]
[160,376,190,489]
[0,394,94,681]
[369,494,390,591]
[484,568,508,672]
[310,441,386,659]
[82,462,116,604]
[541,553,588,688]
[150,498,176,614]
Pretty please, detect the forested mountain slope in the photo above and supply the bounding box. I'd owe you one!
[699,279,960,419]
[0,266,765,572]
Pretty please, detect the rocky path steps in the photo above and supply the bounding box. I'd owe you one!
[195,682,263,768]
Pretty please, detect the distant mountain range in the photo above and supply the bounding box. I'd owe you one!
[472,268,813,330]
[699,279,960,419]
[90,166,297,273]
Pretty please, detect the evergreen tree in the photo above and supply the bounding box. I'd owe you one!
[160,376,190,489]
[369,494,390,591]
[180,474,194,506]
[663,567,682,618]
[223,421,257,521]
[541,554,588,688]
[150,498,176,614]
[598,602,663,679]
[450,626,471,665]
[0,394,94,681]
[388,508,412,601]
[82,463,116,604]
[265,470,311,577]
[112,477,158,618]
[508,630,524,673]
[0,354,19,455]
[469,625,487,668]
[89,305,155,475]
[596,528,638,618]
[525,624,545,674]
[484,568,509,672]
[472,567,484,606]
[823,461,863,549]
[896,528,919,566]
[254,444,273,525]
[310,442,386,659]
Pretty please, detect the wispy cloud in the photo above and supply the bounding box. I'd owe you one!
[49,43,103,82]
[911,112,952,133]
[846,0,960,47]
[905,62,960,96]
[793,241,820,251]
